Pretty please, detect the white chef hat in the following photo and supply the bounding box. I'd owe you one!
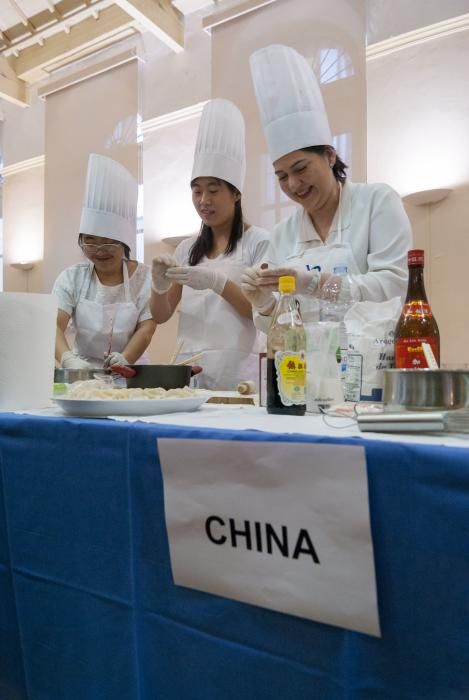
[191,98,246,193]
[79,153,137,249]
[250,44,332,164]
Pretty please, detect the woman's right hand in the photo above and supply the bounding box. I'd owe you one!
[240,267,276,315]
[151,254,179,294]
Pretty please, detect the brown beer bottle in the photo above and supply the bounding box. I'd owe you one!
[394,249,440,368]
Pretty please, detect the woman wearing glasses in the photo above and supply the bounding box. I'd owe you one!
[53,154,156,370]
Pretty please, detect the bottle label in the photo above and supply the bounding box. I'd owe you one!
[395,337,439,369]
[274,351,306,406]
[408,250,424,267]
[400,301,432,316]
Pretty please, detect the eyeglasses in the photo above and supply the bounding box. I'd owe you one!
[80,243,122,254]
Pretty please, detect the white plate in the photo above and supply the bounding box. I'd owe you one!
[53,395,208,417]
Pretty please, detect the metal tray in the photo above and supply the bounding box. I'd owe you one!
[383,369,469,412]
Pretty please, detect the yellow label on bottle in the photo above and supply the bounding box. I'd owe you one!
[274,351,306,406]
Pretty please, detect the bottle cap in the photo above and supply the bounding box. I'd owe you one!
[278,275,296,293]
[408,249,424,267]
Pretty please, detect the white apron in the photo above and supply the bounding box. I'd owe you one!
[177,239,259,390]
[74,261,146,368]
[287,184,360,322]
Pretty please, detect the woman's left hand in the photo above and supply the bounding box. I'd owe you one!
[166,266,227,295]
[257,266,321,295]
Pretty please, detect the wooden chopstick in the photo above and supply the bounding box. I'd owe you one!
[175,352,204,366]
[169,339,184,365]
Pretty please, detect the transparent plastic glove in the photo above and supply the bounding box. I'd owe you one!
[166,266,227,295]
[240,267,276,315]
[61,351,91,369]
[257,265,321,295]
[103,351,129,368]
[151,254,179,294]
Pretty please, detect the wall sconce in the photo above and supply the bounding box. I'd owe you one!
[10,261,36,291]
[10,262,36,272]
[402,188,452,206]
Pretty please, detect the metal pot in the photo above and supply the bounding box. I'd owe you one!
[383,369,469,412]
[54,368,108,383]
[126,364,193,390]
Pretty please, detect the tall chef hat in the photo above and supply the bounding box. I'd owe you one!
[249,44,332,163]
[191,98,246,193]
[79,153,137,249]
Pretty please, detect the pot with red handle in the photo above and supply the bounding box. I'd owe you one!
[126,364,201,390]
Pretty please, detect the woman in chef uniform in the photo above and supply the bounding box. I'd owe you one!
[53,154,156,369]
[150,99,272,390]
[241,44,412,328]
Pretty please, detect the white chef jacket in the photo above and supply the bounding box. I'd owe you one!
[53,261,153,366]
[254,180,412,331]
[174,225,272,390]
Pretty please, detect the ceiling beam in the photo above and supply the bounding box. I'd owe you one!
[0,56,27,106]
[203,0,279,32]
[1,0,112,54]
[10,5,135,81]
[113,0,183,52]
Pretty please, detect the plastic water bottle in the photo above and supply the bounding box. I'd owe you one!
[319,265,353,380]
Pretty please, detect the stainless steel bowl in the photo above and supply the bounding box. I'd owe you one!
[54,369,108,383]
[383,369,469,412]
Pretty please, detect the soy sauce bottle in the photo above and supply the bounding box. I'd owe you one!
[267,275,307,415]
[394,249,440,368]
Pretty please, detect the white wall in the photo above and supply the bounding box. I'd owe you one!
[367,0,469,43]
[367,30,469,366]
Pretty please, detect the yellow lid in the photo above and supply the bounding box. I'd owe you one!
[278,275,296,293]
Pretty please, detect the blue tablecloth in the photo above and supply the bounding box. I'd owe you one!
[1,412,468,700]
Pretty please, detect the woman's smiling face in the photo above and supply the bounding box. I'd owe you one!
[274,149,337,214]
[191,177,239,229]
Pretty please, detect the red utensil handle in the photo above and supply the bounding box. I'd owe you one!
[110,364,136,378]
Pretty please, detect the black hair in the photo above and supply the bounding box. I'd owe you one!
[188,178,244,267]
[301,146,348,184]
[78,233,131,259]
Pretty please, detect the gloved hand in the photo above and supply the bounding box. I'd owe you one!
[257,265,321,296]
[104,351,129,368]
[151,254,179,294]
[166,266,227,295]
[61,351,91,369]
[240,267,276,315]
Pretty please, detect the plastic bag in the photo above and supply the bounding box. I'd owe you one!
[305,321,344,413]
[344,297,402,402]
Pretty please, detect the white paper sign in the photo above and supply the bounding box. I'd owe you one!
[158,438,380,636]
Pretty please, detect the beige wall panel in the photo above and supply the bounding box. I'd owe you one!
[142,115,203,362]
[2,99,45,167]
[211,0,367,230]
[368,32,469,366]
[42,59,139,294]
[143,118,201,243]
[141,21,211,120]
[144,240,180,363]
